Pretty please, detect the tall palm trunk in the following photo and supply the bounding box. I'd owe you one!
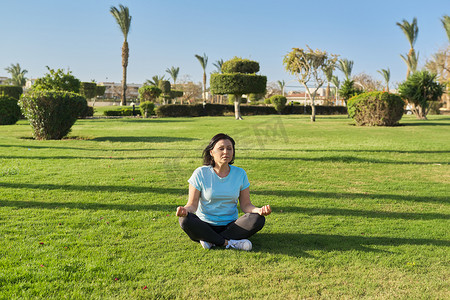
[121,41,129,106]
[203,72,207,104]
[325,83,330,100]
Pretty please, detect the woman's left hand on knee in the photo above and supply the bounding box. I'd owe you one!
[259,205,272,216]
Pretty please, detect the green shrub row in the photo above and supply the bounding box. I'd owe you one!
[0,96,21,125]
[103,108,141,117]
[155,103,347,117]
[0,85,23,100]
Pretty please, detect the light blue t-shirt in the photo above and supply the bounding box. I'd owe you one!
[188,165,250,226]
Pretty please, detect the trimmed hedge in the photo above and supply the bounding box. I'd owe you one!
[0,96,21,125]
[139,85,162,102]
[103,110,122,116]
[347,91,405,126]
[158,80,171,93]
[80,82,97,99]
[169,90,183,98]
[270,95,287,112]
[103,108,139,117]
[221,57,260,74]
[155,103,347,117]
[140,101,155,118]
[19,90,88,140]
[96,85,106,97]
[0,85,23,100]
[210,73,267,95]
[79,106,94,118]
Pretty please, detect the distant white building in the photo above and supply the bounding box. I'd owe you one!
[25,79,37,89]
[0,77,9,85]
[97,82,142,100]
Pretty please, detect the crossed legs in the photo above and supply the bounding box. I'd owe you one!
[179,213,265,246]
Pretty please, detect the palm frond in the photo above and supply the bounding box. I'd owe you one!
[441,15,450,42]
[213,59,224,73]
[166,66,180,84]
[337,59,353,79]
[396,17,418,48]
[195,53,208,70]
[110,4,132,40]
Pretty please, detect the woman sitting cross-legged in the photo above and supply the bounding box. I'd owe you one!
[176,133,271,251]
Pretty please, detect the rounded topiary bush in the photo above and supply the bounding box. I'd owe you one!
[139,101,155,118]
[270,95,287,113]
[221,57,260,74]
[347,91,405,126]
[0,96,21,125]
[19,90,88,140]
[139,85,162,102]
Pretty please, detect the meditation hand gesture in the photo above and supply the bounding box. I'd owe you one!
[176,206,188,217]
[259,205,272,216]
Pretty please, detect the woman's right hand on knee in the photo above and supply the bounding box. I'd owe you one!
[176,206,188,217]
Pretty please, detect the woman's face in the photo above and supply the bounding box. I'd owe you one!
[210,139,234,165]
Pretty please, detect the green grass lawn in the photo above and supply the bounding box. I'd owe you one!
[0,115,449,299]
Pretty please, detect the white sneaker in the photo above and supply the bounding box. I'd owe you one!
[226,239,252,251]
[200,240,214,249]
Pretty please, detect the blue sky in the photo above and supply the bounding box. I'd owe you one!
[1,0,449,89]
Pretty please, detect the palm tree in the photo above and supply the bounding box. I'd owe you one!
[396,17,419,79]
[213,59,224,73]
[165,66,180,86]
[110,4,132,106]
[145,75,165,87]
[277,80,286,95]
[400,52,419,75]
[324,63,335,100]
[331,76,340,89]
[212,59,225,103]
[442,15,450,42]
[4,63,28,86]
[377,68,391,92]
[195,53,208,102]
[331,76,340,102]
[337,59,354,80]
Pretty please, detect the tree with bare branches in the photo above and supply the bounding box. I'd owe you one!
[283,46,339,122]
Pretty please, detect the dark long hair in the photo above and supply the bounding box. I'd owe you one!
[202,133,235,167]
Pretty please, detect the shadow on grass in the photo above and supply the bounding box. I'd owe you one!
[115,118,194,123]
[244,155,449,165]
[252,189,448,204]
[91,136,198,143]
[1,182,447,205]
[239,149,450,155]
[0,182,185,195]
[0,155,199,160]
[1,153,447,165]
[400,122,450,127]
[0,199,174,212]
[0,144,201,152]
[2,182,448,208]
[272,206,449,220]
[253,233,450,256]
